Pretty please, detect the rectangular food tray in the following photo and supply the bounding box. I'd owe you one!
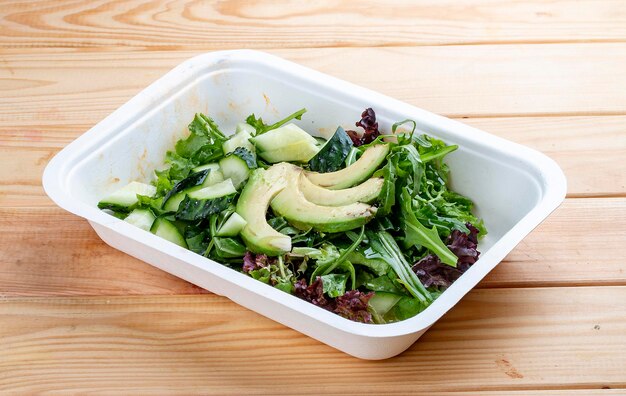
[43,50,566,359]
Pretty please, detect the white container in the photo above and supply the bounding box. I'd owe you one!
[43,50,566,360]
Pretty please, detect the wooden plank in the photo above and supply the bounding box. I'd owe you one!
[483,198,626,288]
[2,115,624,205]
[1,1,626,49]
[0,206,208,297]
[461,116,626,197]
[2,45,626,123]
[0,199,623,297]
[0,288,624,393]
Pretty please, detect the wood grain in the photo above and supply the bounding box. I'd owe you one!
[0,199,623,297]
[2,115,624,205]
[1,0,626,50]
[0,289,624,393]
[462,116,626,197]
[2,45,626,125]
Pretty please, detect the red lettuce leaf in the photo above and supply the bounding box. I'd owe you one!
[334,290,374,323]
[242,251,274,273]
[346,108,381,147]
[412,223,481,288]
[294,277,374,323]
[294,277,335,310]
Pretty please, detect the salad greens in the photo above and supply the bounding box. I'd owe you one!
[98,107,486,324]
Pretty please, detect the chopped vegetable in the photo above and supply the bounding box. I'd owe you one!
[98,107,486,324]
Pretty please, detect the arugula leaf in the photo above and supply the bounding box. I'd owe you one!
[400,189,458,267]
[213,237,247,258]
[364,230,432,303]
[230,147,257,169]
[175,195,234,221]
[386,296,430,322]
[246,108,307,135]
[415,135,458,163]
[363,274,407,295]
[308,126,353,172]
[161,168,209,208]
[189,113,227,139]
[346,249,389,276]
[320,273,349,298]
[310,226,364,286]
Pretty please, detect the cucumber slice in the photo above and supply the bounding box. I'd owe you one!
[124,208,156,231]
[187,179,237,200]
[192,162,219,173]
[162,166,226,212]
[150,217,187,248]
[236,123,256,135]
[219,155,250,189]
[257,139,319,163]
[216,212,247,237]
[223,128,255,155]
[368,292,402,317]
[191,163,225,187]
[250,123,317,152]
[163,191,186,212]
[98,181,156,211]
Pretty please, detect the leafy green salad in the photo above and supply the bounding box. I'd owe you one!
[98,108,486,324]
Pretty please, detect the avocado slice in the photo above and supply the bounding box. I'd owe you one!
[299,172,384,206]
[270,164,377,233]
[305,143,389,189]
[236,166,291,255]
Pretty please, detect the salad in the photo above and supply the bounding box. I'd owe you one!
[98,108,486,324]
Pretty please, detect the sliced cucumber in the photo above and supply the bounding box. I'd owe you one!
[192,163,225,187]
[250,123,317,152]
[98,181,157,211]
[150,217,187,248]
[236,123,256,135]
[219,155,250,189]
[257,139,320,163]
[187,178,237,200]
[192,162,219,173]
[223,128,255,155]
[368,292,402,317]
[124,208,156,231]
[163,191,187,212]
[162,167,226,212]
[216,212,247,237]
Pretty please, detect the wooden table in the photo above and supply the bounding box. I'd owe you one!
[1,1,625,394]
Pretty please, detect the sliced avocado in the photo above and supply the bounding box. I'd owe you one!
[270,164,377,233]
[299,173,383,206]
[305,143,389,189]
[257,139,320,163]
[236,166,291,255]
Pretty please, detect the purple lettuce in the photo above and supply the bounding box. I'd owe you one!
[334,290,374,323]
[294,277,374,323]
[294,277,335,310]
[346,108,381,146]
[412,223,481,288]
[242,251,274,273]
